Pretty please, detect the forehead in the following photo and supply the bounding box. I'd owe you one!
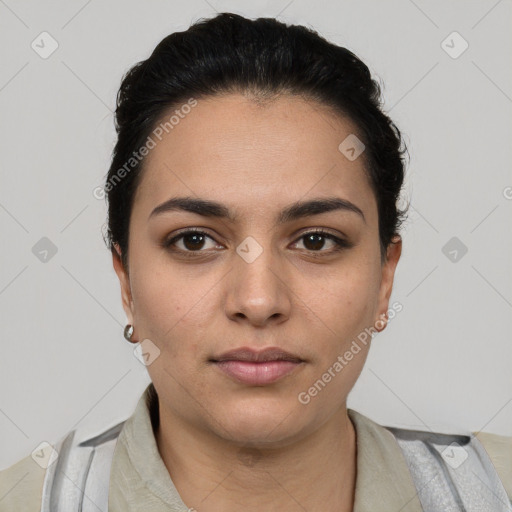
[133,93,376,222]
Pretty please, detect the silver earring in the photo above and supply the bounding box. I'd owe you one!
[124,324,135,343]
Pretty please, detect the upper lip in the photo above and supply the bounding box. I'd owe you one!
[211,347,303,363]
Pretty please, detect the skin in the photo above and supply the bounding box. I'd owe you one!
[113,92,402,512]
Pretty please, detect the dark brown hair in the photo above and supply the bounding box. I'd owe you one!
[103,12,408,270]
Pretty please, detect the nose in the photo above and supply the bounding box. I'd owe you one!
[224,240,292,327]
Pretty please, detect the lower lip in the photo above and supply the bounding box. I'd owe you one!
[214,360,302,385]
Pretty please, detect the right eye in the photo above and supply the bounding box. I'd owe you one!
[163,229,223,253]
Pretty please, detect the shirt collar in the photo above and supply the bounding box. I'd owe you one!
[109,383,422,511]
[348,408,423,511]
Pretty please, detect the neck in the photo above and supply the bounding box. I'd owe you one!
[155,402,357,512]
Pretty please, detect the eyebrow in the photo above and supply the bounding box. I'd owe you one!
[148,196,365,224]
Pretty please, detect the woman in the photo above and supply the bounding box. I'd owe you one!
[1,12,510,512]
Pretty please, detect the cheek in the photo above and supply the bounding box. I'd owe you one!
[303,257,381,335]
[131,272,176,328]
[342,269,381,326]
[129,261,218,359]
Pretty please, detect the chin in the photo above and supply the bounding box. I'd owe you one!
[210,400,309,447]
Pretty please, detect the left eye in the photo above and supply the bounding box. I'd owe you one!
[292,231,348,252]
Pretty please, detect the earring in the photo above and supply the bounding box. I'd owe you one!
[375,313,388,332]
[124,324,136,343]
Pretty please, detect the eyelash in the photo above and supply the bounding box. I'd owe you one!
[162,228,351,256]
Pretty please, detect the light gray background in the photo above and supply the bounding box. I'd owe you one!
[1,0,511,470]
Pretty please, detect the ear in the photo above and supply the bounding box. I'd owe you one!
[375,236,402,332]
[112,244,135,324]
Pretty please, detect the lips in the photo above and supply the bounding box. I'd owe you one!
[212,347,303,363]
[210,347,304,385]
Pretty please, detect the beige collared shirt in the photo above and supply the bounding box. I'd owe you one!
[1,383,511,511]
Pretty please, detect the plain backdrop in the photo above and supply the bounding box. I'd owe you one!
[1,0,511,469]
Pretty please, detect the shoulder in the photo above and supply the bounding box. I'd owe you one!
[0,419,125,512]
[474,431,512,501]
[0,453,46,512]
[349,408,512,506]
[384,419,512,503]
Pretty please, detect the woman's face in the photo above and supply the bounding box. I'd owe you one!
[113,93,401,446]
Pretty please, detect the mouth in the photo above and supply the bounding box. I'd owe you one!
[211,347,303,364]
[209,347,304,386]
